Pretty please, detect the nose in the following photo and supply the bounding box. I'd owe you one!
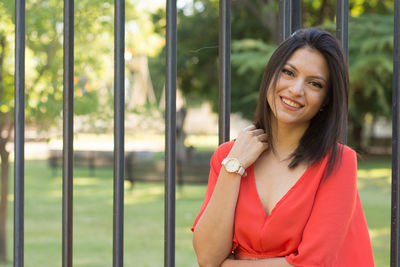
[288,79,304,96]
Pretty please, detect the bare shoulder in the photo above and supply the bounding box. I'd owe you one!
[210,140,235,164]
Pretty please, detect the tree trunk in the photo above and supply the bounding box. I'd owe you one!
[0,141,9,263]
[351,124,363,152]
[176,107,187,189]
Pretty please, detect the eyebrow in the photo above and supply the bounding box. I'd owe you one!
[285,62,328,84]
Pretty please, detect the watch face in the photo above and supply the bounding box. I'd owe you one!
[226,159,239,172]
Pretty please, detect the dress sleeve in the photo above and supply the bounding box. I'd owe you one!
[191,141,233,232]
[285,147,358,267]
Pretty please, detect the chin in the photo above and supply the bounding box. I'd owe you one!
[275,116,308,128]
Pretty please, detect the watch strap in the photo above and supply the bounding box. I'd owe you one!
[238,166,247,177]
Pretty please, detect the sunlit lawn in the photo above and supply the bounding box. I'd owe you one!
[3,155,391,266]
[357,156,391,267]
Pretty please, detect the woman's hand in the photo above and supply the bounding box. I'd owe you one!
[227,125,269,169]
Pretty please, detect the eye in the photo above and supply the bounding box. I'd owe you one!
[310,81,323,88]
[282,68,294,77]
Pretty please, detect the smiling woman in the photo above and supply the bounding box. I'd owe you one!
[191,28,375,267]
[267,47,329,133]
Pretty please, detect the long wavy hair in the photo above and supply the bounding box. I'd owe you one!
[254,28,349,178]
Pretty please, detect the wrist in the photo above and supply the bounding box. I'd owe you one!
[226,153,248,169]
[221,157,247,177]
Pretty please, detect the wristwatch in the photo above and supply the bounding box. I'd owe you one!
[221,158,247,177]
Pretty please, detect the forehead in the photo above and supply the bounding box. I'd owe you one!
[285,47,330,80]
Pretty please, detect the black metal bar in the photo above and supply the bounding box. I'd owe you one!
[14,0,25,266]
[165,0,176,265]
[218,0,231,145]
[113,0,125,266]
[391,1,400,266]
[336,0,348,144]
[336,0,348,58]
[278,0,292,43]
[291,0,301,32]
[62,0,74,266]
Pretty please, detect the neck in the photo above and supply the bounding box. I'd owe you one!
[270,119,309,160]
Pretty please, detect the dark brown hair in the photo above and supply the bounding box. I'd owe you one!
[254,28,349,178]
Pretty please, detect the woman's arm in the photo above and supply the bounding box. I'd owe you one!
[193,169,242,266]
[193,125,268,267]
[221,257,295,267]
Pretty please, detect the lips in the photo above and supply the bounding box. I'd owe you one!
[280,96,304,109]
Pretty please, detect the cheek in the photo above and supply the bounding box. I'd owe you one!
[266,88,275,109]
[310,92,327,111]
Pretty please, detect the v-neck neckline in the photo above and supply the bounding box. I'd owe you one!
[249,162,313,220]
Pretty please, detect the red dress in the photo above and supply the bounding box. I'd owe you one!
[192,141,374,267]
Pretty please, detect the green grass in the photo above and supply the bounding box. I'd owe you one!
[3,156,392,266]
[358,155,391,267]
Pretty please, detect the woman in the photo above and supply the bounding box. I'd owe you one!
[191,28,374,267]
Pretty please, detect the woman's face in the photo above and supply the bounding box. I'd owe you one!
[267,47,329,130]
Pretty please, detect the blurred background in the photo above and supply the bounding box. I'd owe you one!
[0,0,394,266]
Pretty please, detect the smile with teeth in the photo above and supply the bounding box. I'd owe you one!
[281,97,303,108]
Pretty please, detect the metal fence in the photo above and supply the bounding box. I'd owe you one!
[12,0,400,266]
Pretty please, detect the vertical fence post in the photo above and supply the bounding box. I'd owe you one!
[14,0,25,266]
[113,0,125,266]
[391,1,400,266]
[278,0,292,43]
[218,0,231,145]
[62,0,74,266]
[291,0,301,32]
[336,0,349,58]
[336,0,348,144]
[278,0,301,43]
[165,0,176,266]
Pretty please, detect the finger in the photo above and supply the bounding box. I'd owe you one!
[257,133,268,141]
[244,124,256,131]
[261,142,269,150]
[250,129,265,136]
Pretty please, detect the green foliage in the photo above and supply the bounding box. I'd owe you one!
[148,0,278,118]
[176,0,219,106]
[149,0,395,121]
[2,0,393,131]
[0,0,164,130]
[230,39,276,118]
[302,0,393,27]
[348,15,393,122]
[0,0,111,128]
[150,0,396,121]
[0,2,14,113]
[231,39,276,75]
